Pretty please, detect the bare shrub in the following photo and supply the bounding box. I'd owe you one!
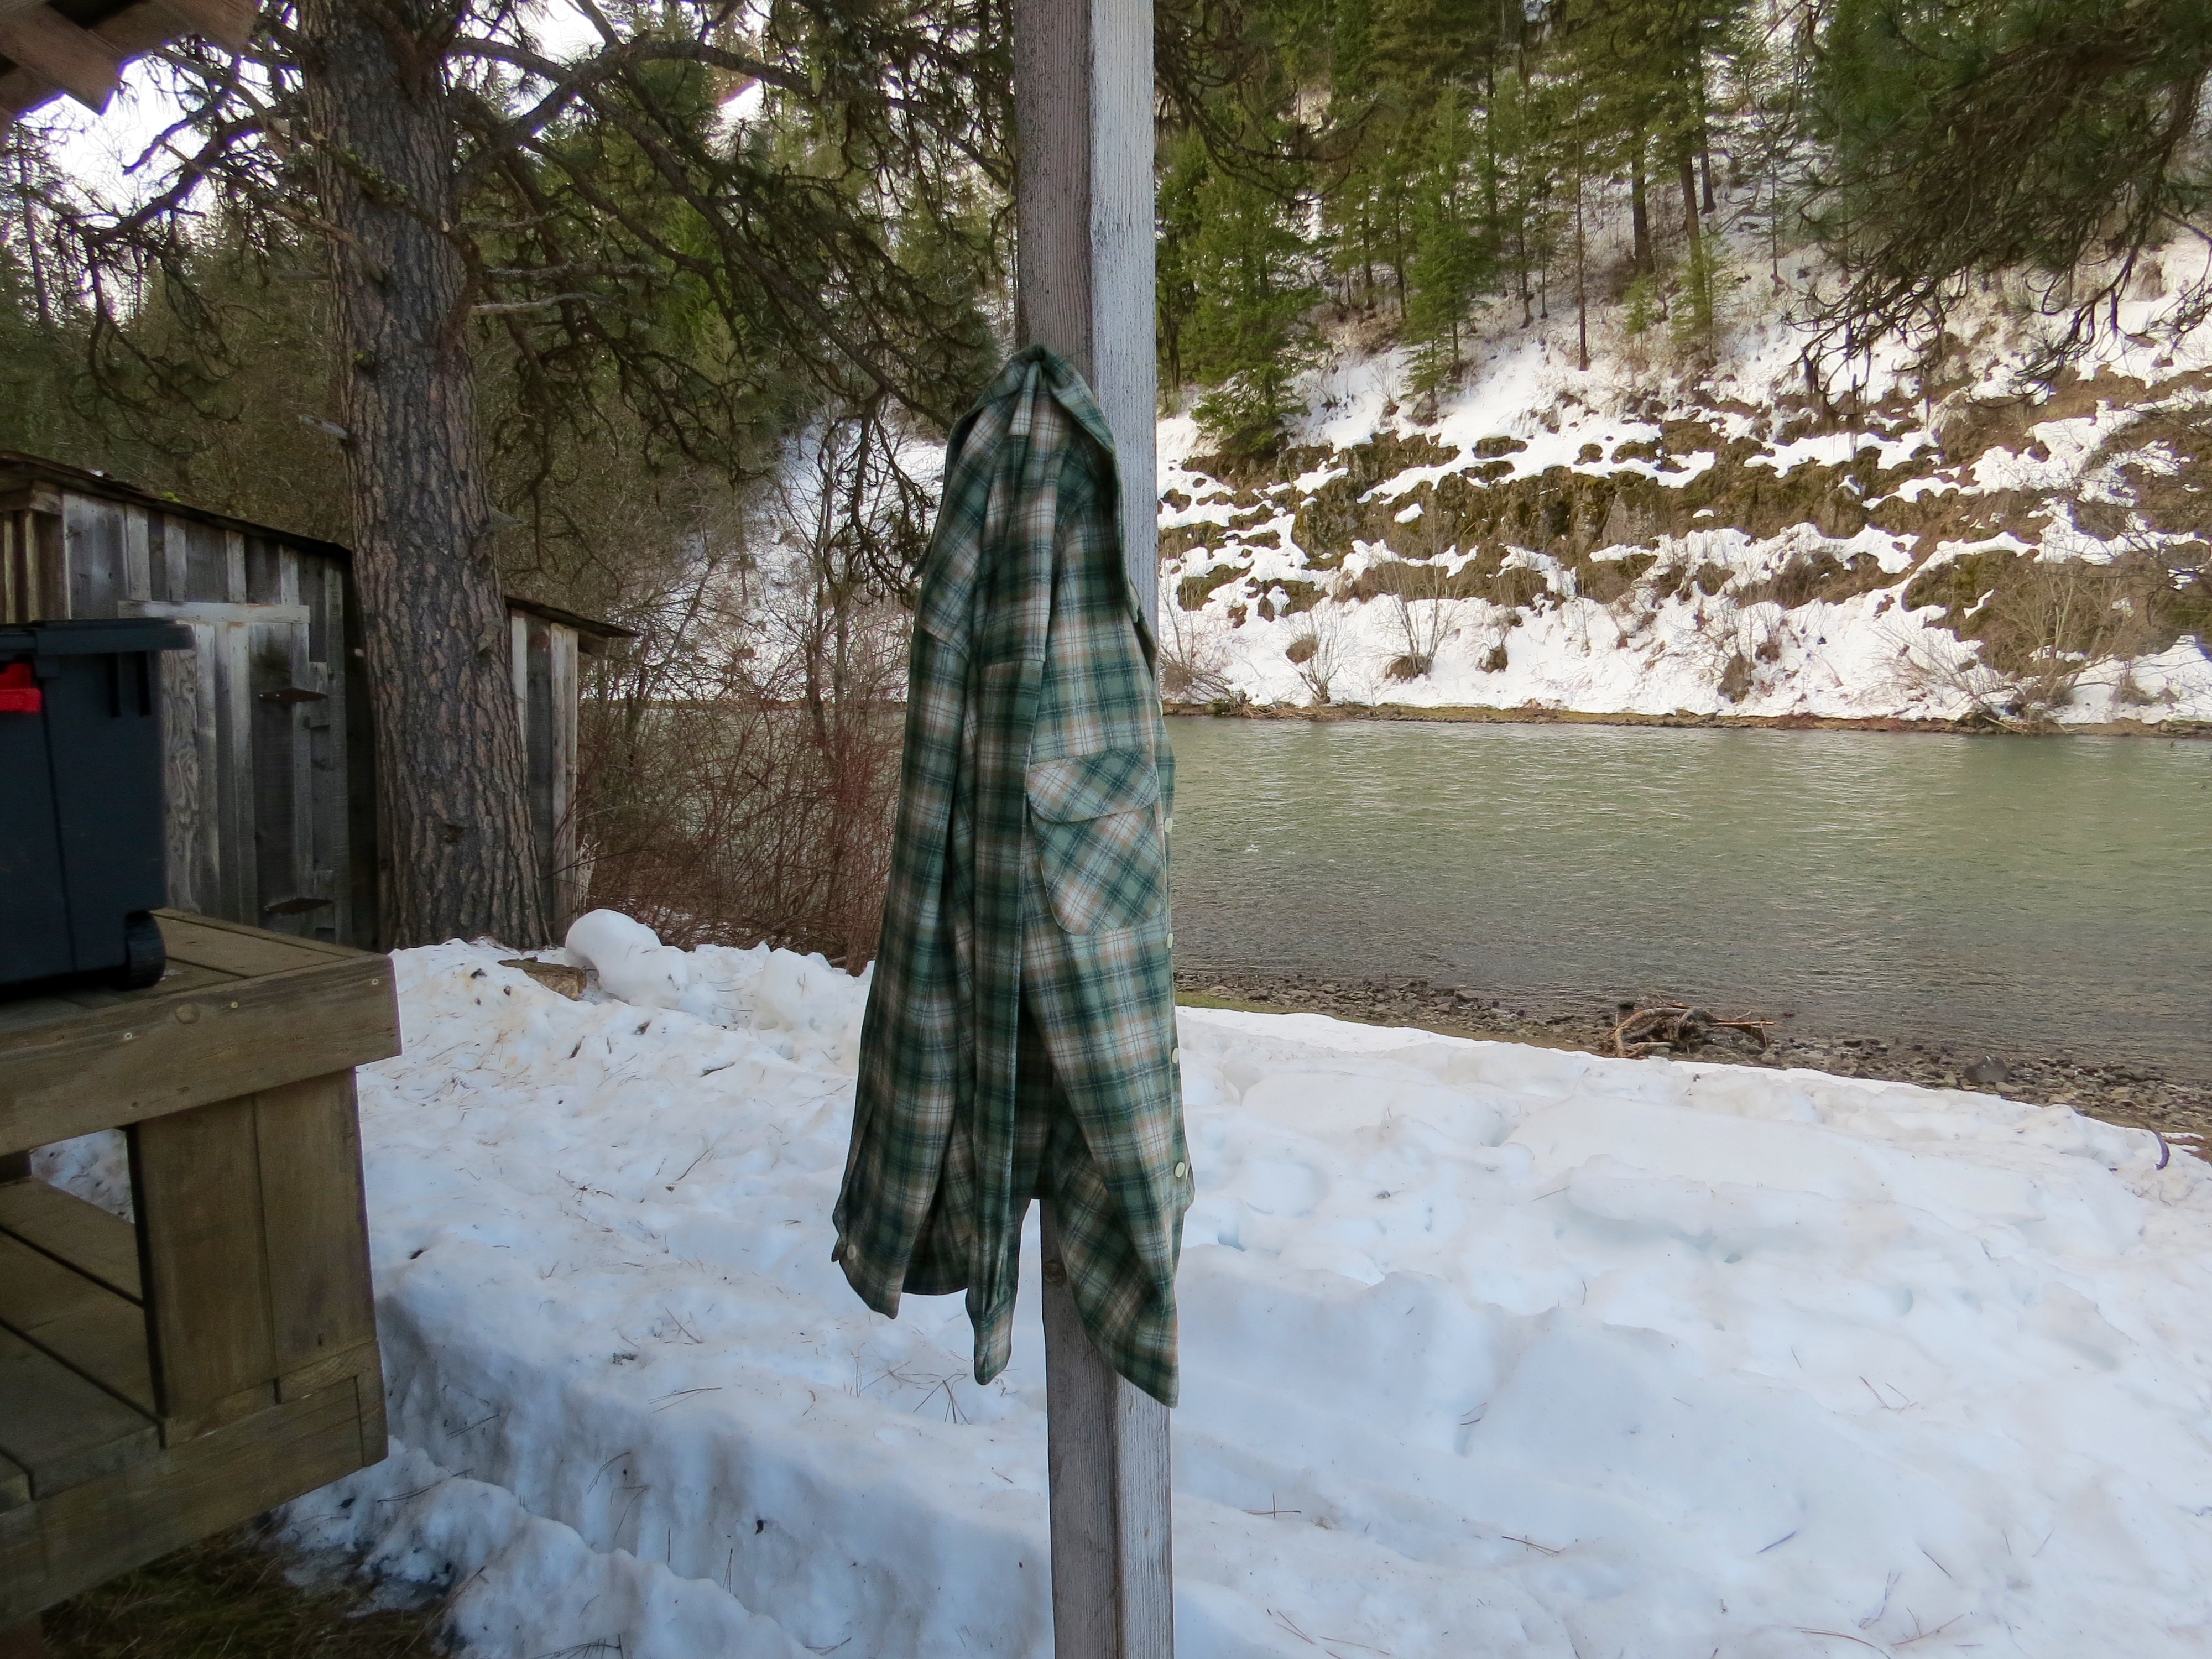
[578,411,917,965]
[1884,625,2016,721]
[1676,597,1786,704]
[1384,558,1457,679]
[1285,603,1344,705]
[1159,598,1239,703]
[1896,550,2174,725]
[1449,598,1515,674]
[1718,651,1755,701]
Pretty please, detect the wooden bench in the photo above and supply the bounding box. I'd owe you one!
[0,911,399,1626]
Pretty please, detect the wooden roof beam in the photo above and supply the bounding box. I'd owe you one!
[0,0,254,127]
[0,5,125,112]
[148,0,252,53]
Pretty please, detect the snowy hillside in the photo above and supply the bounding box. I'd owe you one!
[1157,304,2212,727]
[175,918,2212,1658]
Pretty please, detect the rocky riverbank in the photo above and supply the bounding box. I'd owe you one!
[1177,969,2212,1153]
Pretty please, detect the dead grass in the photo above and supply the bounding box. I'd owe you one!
[39,1526,445,1659]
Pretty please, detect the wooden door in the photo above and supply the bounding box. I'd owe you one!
[118,603,347,942]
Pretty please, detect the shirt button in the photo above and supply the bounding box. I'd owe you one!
[1170,1046,1180,1064]
[1174,1161,1188,1180]
[1166,932,1174,948]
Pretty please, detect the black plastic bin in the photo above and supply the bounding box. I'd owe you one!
[1,617,195,997]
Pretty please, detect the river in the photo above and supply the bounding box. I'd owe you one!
[1165,717,2212,1079]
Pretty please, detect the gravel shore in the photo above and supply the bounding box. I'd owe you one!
[1177,970,2212,1155]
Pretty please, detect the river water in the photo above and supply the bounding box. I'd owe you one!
[1165,717,2212,1079]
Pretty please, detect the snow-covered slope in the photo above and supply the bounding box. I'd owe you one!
[1158,305,2212,726]
[257,920,2212,1658]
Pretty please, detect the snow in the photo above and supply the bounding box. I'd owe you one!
[245,919,2212,1658]
[30,1128,133,1220]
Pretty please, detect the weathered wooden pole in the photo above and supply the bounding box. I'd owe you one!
[1012,0,1171,1653]
[1014,0,1160,623]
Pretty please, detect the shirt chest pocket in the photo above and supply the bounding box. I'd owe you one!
[1026,748,1167,935]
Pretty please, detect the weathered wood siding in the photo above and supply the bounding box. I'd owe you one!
[2,463,608,948]
[512,611,585,930]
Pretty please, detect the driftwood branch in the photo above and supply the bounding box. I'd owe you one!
[1610,1003,1776,1058]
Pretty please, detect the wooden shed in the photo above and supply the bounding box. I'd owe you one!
[0,452,627,948]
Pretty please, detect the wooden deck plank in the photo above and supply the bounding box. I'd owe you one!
[0,1234,155,1413]
[0,954,239,1042]
[154,913,345,979]
[131,1095,274,1436]
[0,1451,25,1515]
[0,1376,374,1624]
[254,1075,377,1386]
[0,1328,156,1499]
[0,1180,142,1302]
[158,909,356,963]
[28,961,243,1020]
[0,951,398,1156]
[0,995,93,1040]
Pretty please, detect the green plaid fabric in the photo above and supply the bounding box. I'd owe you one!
[833,347,1190,1406]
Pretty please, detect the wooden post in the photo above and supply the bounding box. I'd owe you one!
[1014,0,1171,1652]
[1014,0,1160,629]
[1039,1208,1172,1659]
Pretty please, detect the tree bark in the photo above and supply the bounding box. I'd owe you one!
[1695,51,1717,214]
[299,0,549,949]
[1574,163,1589,371]
[1678,140,1701,252]
[1629,137,1651,274]
[14,150,50,328]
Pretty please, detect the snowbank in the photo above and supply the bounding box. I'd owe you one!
[279,921,2212,1658]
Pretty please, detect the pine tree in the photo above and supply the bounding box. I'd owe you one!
[1405,85,1486,390]
[1178,146,1320,452]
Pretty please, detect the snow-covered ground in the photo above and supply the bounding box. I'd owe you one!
[177,917,2212,1658]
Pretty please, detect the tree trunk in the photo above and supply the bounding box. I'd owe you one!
[15,150,50,328]
[1694,52,1717,214]
[299,0,549,950]
[1574,164,1589,372]
[1678,141,1701,252]
[1629,137,1651,274]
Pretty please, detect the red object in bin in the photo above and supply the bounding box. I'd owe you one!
[0,662,40,714]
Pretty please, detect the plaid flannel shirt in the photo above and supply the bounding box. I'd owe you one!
[833,347,1190,1406]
